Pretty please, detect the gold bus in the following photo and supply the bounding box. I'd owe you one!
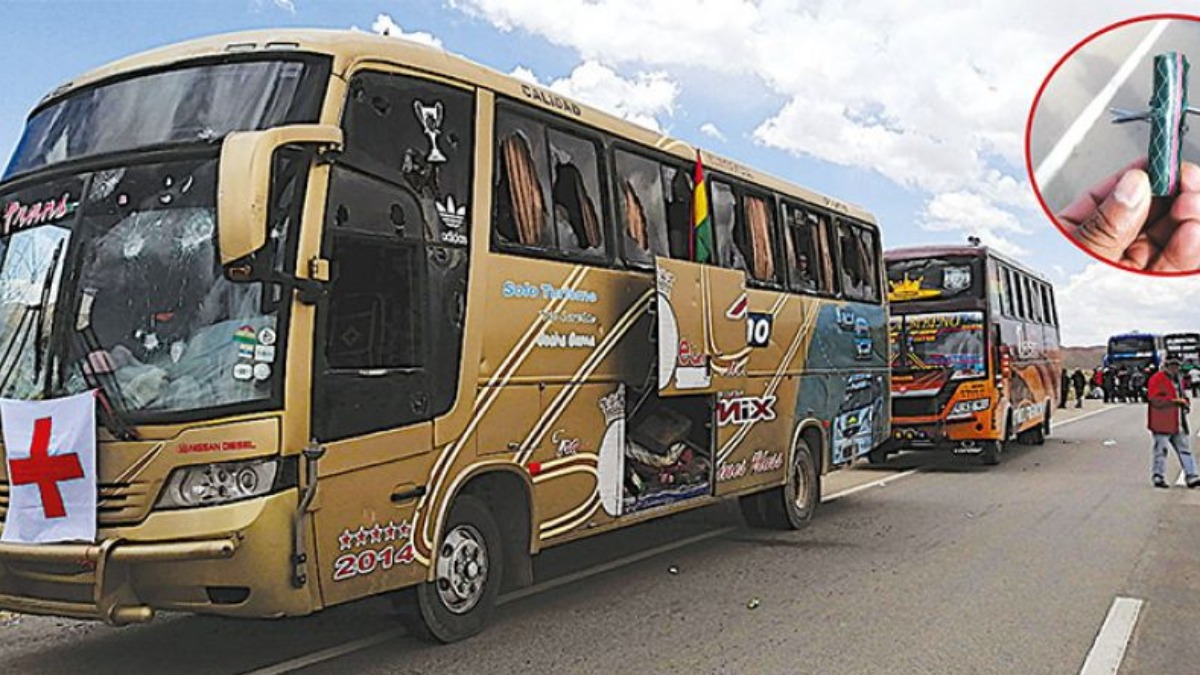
[884,245,1063,465]
[0,29,889,641]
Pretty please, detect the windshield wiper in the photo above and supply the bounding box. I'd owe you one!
[74,327,139,441]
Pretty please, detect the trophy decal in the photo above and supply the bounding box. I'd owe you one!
[413,100,447,163]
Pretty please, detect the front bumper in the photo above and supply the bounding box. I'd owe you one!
[0,536,238,624]
[0,490,312,624]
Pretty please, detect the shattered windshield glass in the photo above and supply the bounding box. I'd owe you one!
[0,157,284,416]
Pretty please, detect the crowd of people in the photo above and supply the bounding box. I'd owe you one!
[1059,362,1200,409]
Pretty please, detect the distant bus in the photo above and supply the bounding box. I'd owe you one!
[1104,332,1164,370]
[1163,333,1200,365]
[884,245,1063,465]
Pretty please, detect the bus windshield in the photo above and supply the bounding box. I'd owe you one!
[0,157,281,416]
[890,310,987,380]
[1108,335,1155,357]
[5,57,327,178]
[886,256,980,303]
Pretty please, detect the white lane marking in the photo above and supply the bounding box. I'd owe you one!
[822,469,920,503]
[1079,596,1143,675]
[1034,20,1170,187]
[1053,405,1121,430]
[242,525,739,675]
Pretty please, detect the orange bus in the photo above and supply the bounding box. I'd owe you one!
[882,245,1062,465]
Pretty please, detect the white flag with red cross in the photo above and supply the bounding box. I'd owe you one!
[1,392,97,544]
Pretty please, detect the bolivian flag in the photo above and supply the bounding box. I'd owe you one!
[691,151,714,264]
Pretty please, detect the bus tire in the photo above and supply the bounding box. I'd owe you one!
[748,439,820,530]
[980,440,1002,465]
[403,495,503,643]
[867,447,890,465]
[738,493,768,527]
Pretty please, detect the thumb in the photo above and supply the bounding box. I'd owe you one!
[1071,169,1151,262]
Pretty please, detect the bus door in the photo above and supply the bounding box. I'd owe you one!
[305,67,476,605]
[644,258,755,503]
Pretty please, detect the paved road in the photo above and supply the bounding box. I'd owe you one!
[1,400,1198,674]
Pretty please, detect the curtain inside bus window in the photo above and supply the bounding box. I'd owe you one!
[500,131,548,247]
[614,150,668,266]
[548,129,604,255]
[743,195,775,282]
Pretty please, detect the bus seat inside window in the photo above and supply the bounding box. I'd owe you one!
[712,181,745,273]
[663,165,693,259]
[552,161,601,250]
[547,128,605,256]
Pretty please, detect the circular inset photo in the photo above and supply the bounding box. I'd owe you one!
[1027,14,1200,275]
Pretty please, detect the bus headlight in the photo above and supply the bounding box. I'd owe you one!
[157,459,283,509]
[948,398,991,420]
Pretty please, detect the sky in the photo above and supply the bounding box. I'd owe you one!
[2,0,1200,346]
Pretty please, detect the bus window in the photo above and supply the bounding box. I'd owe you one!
[740,194,779,285]
[494,113,552,248]
[548,128,605,258]
[836,221,880,302]
[662,164,693,259]
[341,71,474,248]
[315,70,471,440]
[711,180,747,274]
[990,261,1009,316]
[614,149,669,267]
[1043,285,1058,326]
[1027,278,1043,323]
[781,203,829,293]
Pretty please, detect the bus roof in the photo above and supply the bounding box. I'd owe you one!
[884,244,1051,284]
[30,28,876,225]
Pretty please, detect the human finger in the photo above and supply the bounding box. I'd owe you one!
[1064,168,1151,261]
[1149,219,1200,271]
[1058,159,1149,225]
[1120,233,1156,269]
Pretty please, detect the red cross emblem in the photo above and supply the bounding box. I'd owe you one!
[8,417,84,519]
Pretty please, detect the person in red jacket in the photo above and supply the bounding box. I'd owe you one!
[1147,358,1199,488]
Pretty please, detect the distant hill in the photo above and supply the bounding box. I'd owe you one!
[1062,345,1106,371]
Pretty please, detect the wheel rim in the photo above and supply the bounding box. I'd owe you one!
[789,452,812,512]
[435,524,489,615]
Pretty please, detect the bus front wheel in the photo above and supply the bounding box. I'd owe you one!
[980,440,1003,465]
[402,495,503,643]
[740,439,820,530]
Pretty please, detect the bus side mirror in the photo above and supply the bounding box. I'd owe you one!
[217,124,344,265]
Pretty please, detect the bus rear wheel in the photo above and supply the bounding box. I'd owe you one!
[401,495,503,643]
[739,439,819,530]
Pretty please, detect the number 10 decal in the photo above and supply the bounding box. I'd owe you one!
[747,312,773,348]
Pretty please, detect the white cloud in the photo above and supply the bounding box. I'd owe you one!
[700,122,727,142]
[271,0,295,12]
[1056,264,1200,345]
[512,61,679,132]
[918,189,1033,255]
[370,14,444,50]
